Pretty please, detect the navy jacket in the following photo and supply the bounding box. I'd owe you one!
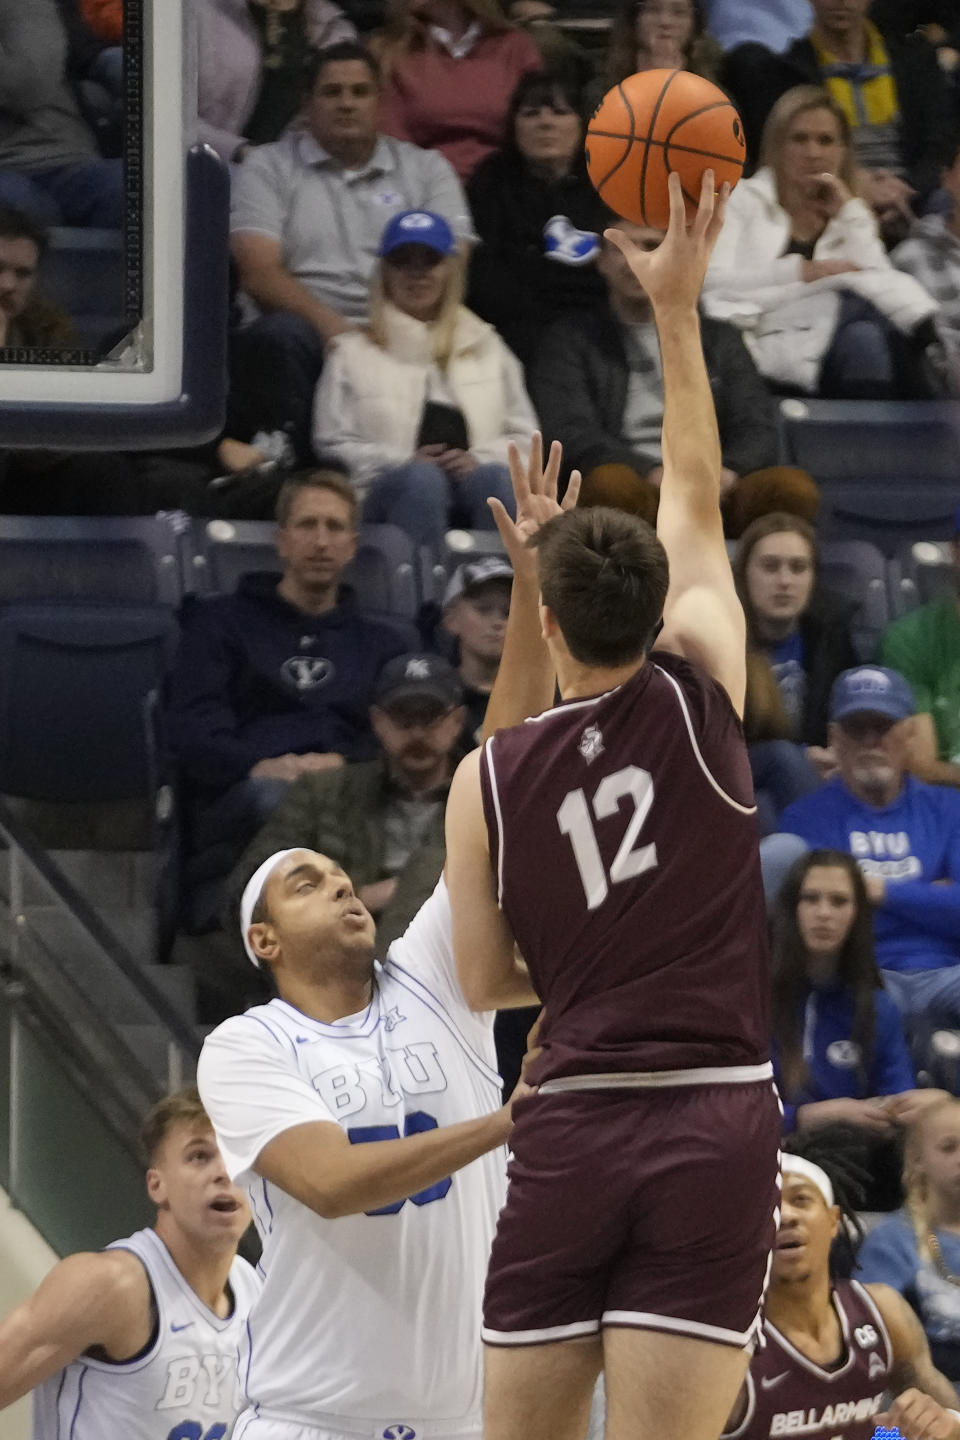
[168,574,407,791]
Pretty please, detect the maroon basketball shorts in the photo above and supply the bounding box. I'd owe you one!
[482,1075,782,1349]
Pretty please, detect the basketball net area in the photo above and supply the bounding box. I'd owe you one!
[0,0,230,450]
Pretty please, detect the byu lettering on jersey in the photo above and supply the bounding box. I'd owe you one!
[31,1228,260,1440]
[198,879,507,1431]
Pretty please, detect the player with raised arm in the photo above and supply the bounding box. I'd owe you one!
[444,169,782,1440]
[724,1144,960,1440]
[196,438,579,1440]
[0,1087,259,1440]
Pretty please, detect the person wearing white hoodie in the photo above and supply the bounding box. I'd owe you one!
[313,209,536,551]
[702,85,940,398]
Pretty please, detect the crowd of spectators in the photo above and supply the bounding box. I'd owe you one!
[9,0,960,1377]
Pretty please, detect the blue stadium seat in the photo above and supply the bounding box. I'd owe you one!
[890,540,955,616]
[0,607,178,804]
[0,515,185,607]
[818,540,889,662]
[187,519,420,618]
[40,228,126,352]
[778,399,960,552]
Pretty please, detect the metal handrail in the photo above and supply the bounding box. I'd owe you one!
[0,796,199,1061]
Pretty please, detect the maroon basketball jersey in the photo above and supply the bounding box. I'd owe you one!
[725,1281,893,1440]
[479,651,770,1083]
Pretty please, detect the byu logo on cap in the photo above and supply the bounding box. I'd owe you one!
[400,213,432,230]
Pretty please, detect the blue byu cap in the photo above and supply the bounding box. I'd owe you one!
[830,666,916,724]
[378,210,456,257]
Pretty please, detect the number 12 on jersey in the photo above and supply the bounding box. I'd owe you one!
[557,765,658,910]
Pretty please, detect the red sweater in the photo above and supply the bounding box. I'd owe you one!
[379,29,541,181]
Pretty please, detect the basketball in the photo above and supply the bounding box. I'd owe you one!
[585,69,745,229]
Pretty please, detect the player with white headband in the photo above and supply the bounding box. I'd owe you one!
[722,1141,960,1440]
[196,436,581,1440]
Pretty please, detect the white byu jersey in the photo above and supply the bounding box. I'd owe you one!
[197,878,505,1431]
[31,1227,261,1440]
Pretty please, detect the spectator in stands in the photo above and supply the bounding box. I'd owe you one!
[893,137,960,394]
[858,1097,960,1381]
[441,557,512,747]
[771,848,937,1207]
[226,651,464,953]
[532,217,804,531]
[375,0,541,181]
[702,0,811,54]
[734,512,856,829]
[780,666,960,1035]
[190,0,355,165]
[722,0,954,242]
[0,0,123,227]
[57,0,122,156]
[313,209,532,551]
[168,469,408,918]
[702,87,942,400]
[466,69,608,370]
[229,41,473,462]
[589,0,720,111]
[0,206,73,348]
[880,507,960,786]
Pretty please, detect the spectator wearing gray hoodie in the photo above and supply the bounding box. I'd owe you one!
[894,136,960,394]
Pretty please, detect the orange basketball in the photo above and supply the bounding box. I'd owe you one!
[585,69,745,229]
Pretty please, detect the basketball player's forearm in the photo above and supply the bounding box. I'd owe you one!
[655,307,722,506]
[302,1110,511,1219]
[483,573,553,740]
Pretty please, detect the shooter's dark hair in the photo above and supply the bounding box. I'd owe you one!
[531,506,669,668]
[782,1127,870,1279]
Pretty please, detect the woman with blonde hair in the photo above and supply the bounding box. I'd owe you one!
[375,0,541,179]
[312,209,535,550]
[702,85,941,398]
[858,1095,960,1381]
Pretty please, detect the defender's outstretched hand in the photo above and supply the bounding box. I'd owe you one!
[488,431,580,580]
[605,169,729,313]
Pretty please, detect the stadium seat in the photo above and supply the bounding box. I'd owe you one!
[187,519,420,618]
[0,515,185,607]
[40,228,127,353]
[818,540,890,662]
[890,540,956,617]
[778,399,960,553]
[0,607,178,805]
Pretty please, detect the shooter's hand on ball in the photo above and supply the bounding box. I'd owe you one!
[604,169,729,314]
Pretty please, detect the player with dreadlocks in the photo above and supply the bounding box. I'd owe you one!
[721,1128,960,1440]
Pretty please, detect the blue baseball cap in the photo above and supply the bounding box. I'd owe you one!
[830,666,916,724]
[378,210,456,258]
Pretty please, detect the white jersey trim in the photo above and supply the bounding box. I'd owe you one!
[538,1061,773,1093]
[481,1318,601,1346]
[652,664,756,816]
[764,1290,856,1381]
[721,1367,757,1440]
[602,1309,762,1351]
[853,1279,895,1374]
[483,736,506,906]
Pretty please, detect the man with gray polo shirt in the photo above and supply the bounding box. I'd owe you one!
[230,40,473,461]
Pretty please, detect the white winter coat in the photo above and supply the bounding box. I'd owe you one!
[312,303,538,498]
[702,168,938,393]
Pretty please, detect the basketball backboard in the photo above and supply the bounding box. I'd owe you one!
[0,0,229,449]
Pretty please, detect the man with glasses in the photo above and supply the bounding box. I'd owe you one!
[227,652,466,955]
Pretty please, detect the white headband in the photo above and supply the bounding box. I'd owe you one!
[781,1155,835,1208]
[240,849,300,967]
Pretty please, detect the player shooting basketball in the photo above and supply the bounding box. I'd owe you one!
[445,169,781,1440]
